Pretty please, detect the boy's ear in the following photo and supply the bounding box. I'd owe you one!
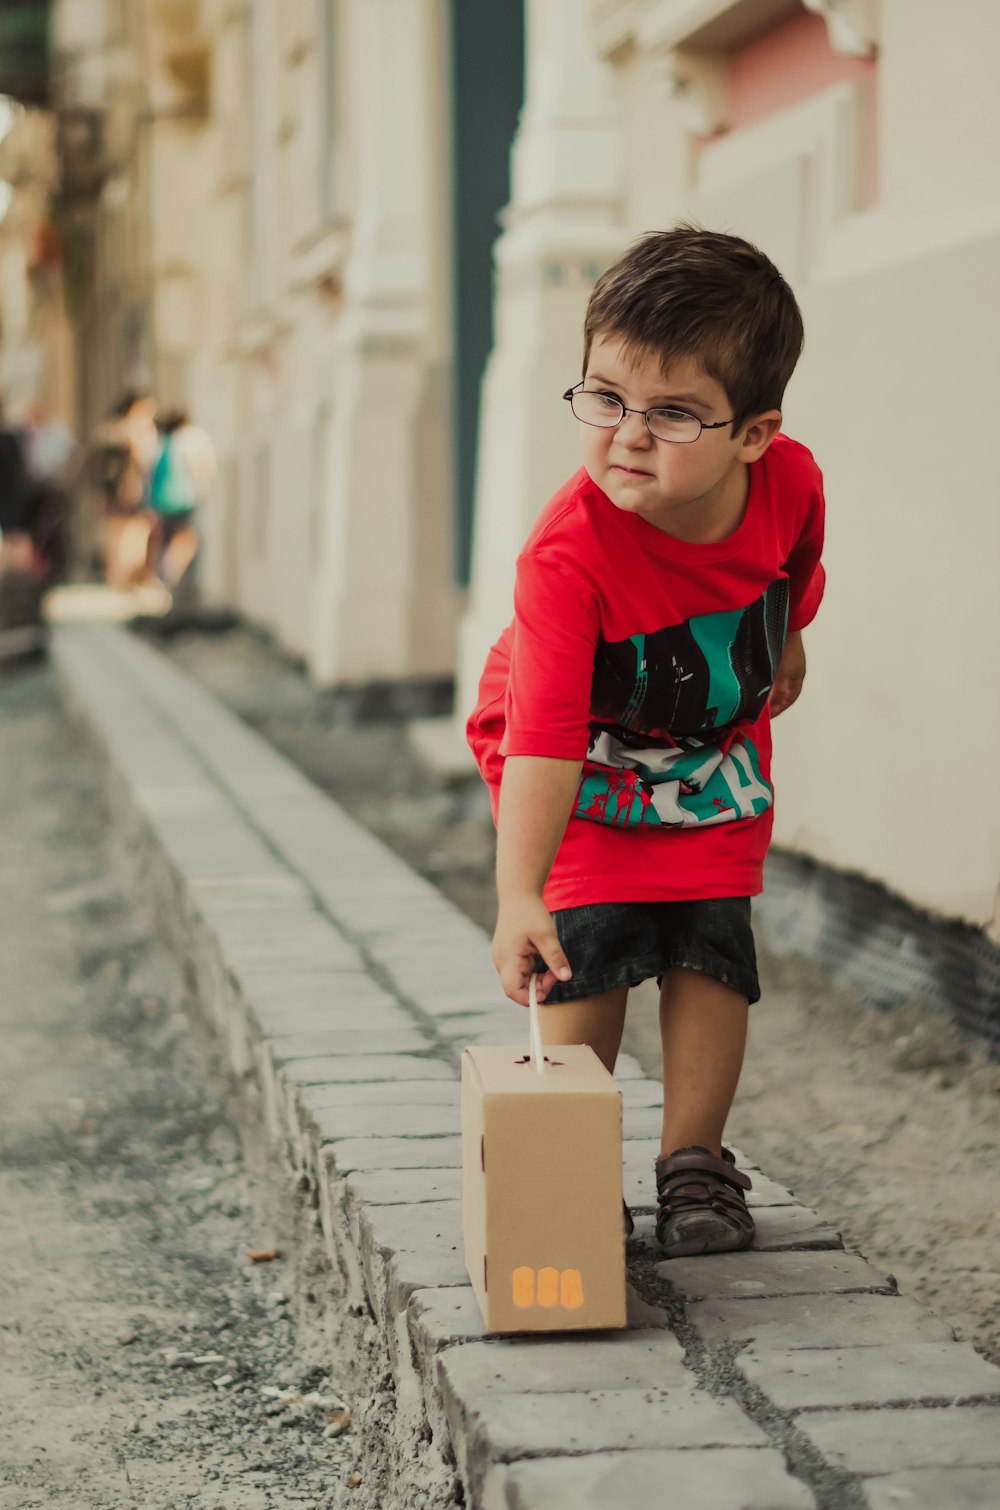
[737,410,782,461]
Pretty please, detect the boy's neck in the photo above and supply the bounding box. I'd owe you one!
[643,460,751,544]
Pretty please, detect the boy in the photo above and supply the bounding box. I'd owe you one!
[466,227,825,1258]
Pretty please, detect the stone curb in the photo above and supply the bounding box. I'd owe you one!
[53,624,1000,1510]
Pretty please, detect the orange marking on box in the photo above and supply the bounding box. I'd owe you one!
[560,1269,584,1309]
[536,1267,560,1307]
[512,1266,535,1308]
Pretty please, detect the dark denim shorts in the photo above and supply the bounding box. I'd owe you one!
[533,897,759,1005]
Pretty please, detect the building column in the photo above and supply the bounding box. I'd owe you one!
[309,0,455,686]
[452,0,624,733]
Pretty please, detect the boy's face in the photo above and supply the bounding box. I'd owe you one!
[579,335,780,538]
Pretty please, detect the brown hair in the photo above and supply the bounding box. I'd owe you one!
[583,226,804,429]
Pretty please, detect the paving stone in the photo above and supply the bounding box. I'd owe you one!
[444,1015,538,1047]
[619,1080,663,1109]
[797,1405,1000,1474]
[282,1053,454,1084]
[435,1012,522,1041]
[409,1286,489,1358]
[659,1249,893,1301]
[253,1002,416,1037]
[479,1448,814,1510]
[745,1172,799,1207]
[315,1103,460,1140]
[193,882,313,916]
[223,928,362,973]
[330,1136,465,1172]
[863,1467,1000,1509]
[740,1340,1000,1411]
[688,1293,958,1351]
[303,1079,459,1110]
[401,976,512,1018]
[459,1384,767,1464]
[243,972,404,1015]
[749,1205,843,1251]
[269,1028,430,1060]
[346,1167,463,1206]
[208,906,333,943]
[438,1331,687,1399]
[372,917,488,961]
[621,1109,668,1140]
[407,1284,670,1371]
[622,1143,658,1208]
[358,1200,468,1314]
[612,1053,645,1080]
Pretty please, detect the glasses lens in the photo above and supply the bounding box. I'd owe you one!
[646,408,702,444]
[571,390,624,428]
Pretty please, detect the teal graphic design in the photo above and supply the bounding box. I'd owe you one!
[575,581,787,830]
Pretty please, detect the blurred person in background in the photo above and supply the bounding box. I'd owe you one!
[147,407,215,598]
[89,389,158,591]
[23,400,78,582]
[0,402,33,573]
[0,402,50,657]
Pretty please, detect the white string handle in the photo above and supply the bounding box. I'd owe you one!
[528,973,546,1074]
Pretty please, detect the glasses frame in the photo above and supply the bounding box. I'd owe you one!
[562,382,736,445]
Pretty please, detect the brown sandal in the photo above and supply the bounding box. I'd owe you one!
[655,1145,754,1258]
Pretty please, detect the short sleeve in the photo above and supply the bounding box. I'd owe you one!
[785,465,826,631]
[499,551,600,761]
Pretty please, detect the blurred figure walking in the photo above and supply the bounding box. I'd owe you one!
[90,389,158,591]
[23,401,78,582]
[148,408,215,596]
[0,404,32,573]
[0,405,48,657]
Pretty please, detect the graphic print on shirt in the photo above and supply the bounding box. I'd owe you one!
[574,579,788,829]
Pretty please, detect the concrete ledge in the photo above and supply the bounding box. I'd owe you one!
[54,623,1000,1510]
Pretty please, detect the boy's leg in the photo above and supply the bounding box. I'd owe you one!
[538,985,629,1076]
[658,967,748,1158]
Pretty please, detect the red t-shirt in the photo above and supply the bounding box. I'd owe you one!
[466,434,826,912]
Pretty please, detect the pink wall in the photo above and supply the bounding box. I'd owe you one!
[709,8,879,202]
[728,9,875,130]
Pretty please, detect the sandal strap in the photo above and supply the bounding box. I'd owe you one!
[655,1146,752,1195]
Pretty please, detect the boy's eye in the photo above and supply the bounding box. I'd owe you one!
[594,391,622,408]
[652,407,696,423]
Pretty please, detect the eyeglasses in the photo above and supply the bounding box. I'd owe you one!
[562,383,735,445]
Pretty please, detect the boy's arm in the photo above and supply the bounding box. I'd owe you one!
[769,629,806,717]
[493,754,581,1006]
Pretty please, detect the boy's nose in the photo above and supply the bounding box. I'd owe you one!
[616,410,652,446]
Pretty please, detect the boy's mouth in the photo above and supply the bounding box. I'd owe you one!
[612,464,653,477]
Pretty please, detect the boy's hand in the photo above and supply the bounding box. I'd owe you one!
[769,630,806,717]
[492,896,572,1007]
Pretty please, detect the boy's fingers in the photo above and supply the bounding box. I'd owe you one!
[770,678,802,716]
[533,931,572,984]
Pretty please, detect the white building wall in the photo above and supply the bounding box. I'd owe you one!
[197,0,458,682]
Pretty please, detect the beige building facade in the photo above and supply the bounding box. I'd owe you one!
[48,0,1000,936]
[0,102,73,430]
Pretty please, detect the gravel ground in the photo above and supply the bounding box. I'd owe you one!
[0,658,365,1509]
[156,620,1000,1369]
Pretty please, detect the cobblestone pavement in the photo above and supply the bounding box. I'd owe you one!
[157,621,1000,1367]
[0,659,362,1509]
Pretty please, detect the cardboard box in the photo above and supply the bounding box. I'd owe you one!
[461,1043,626,1333]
